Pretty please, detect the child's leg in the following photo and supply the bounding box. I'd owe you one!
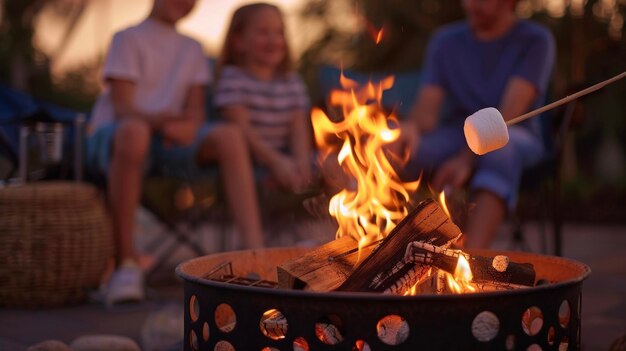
[108,119,152,263]
[197,124,264,248]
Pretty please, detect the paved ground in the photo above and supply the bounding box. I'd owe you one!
[1,218,624,351]
[494,222,626,350]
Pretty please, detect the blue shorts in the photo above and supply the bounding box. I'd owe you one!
[403,125,545,210]
[86,121,218,179]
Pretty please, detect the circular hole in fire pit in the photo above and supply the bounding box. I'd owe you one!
[559,336,569,351]
[314,314,345,345]
[353,340,371,351]
[559,300,571,328]
[505,334,515,350]
[203,322,210,342]
[260,309,288,340]
[522,306,543,336]
[293,337,309,351]
[215,304,237,333]
[189,295,200,322]
[376,314,409,345]
[472,311,499,342]
[190,330,199,351]
[547,326,555,345]
[527,344,542,351]
[214,340,235,351]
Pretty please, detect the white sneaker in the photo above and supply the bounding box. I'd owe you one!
[105,260,145,306]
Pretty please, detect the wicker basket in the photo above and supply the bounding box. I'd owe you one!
[0,182,114,308]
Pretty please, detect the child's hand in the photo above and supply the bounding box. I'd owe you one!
[161,120,198,147]
[151,112,179,131]
[296,161,312,192]
[271,155,302,192]
[388,119,420,161]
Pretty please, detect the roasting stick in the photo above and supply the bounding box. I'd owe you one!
[465,71,626,155]
[507,71,626,126]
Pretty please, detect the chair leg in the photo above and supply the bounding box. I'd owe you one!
[510,215,529,252]
[217,220,229,252]
[552,169,563,256]
[145,223,207,280]
[145,236,180,280]
[538,185,550,254]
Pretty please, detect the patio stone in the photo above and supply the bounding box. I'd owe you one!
[69,335,140,351]
[27,340,70,351]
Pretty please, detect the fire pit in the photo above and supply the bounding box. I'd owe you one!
[177,247,589,350]
[176,66,595,351]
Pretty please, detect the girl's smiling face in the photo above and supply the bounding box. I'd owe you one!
[238,7,287,71]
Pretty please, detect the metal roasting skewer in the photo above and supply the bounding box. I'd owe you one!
[507,71,626,126]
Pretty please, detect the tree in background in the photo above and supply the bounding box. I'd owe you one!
[0,0,98,110]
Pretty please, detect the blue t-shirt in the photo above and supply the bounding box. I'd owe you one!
[421,20,555,136]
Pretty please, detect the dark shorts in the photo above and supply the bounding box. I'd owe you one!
[86,121,217,179]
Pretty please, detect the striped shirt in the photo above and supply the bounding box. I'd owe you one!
[214,65,309,151]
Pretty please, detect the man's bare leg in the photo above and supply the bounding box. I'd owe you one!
[464,190,506,249]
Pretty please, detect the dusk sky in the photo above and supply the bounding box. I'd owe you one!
[34,0,315,74]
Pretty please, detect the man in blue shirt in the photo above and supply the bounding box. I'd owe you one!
[401,0,555,248]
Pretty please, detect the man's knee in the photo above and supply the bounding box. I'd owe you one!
[112,119,151,162]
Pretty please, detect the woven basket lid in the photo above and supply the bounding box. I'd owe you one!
[0,181,100,208]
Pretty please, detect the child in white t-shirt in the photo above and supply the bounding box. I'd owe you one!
[87,0,264,305]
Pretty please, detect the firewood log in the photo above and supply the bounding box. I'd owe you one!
[337,199,462,292]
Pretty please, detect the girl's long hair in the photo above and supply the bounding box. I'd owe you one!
[216,3,292,80]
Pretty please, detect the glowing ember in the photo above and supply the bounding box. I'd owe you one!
[312,72,419,250]
[364,19,385,45]
[374,27,384,45]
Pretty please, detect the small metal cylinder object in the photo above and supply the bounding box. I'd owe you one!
[36,122,64,165]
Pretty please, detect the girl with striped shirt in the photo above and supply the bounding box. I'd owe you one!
[214,3,312,192]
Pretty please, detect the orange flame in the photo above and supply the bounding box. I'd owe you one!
[312,72,419,248]
[445,255,476,293]
[402,191,475,296]
[438,190,451,218]
[438,191,475,293]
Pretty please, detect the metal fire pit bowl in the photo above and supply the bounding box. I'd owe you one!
[177,247,590,351]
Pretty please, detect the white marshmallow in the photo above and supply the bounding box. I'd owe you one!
[464,107,509,155]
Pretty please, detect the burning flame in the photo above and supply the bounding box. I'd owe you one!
[402,191,476,295]
[312,71,419,249]
[445,255,476,293]
[439,190,450,218]
[313,71,476,295]
[439,192,476,293]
